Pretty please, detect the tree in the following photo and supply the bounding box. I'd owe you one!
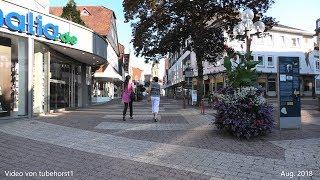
[123,0,276,104]
[61,0,85,26]
[223,47,260,88]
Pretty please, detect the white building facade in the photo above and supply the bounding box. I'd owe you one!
[164,25,320,98]
[0,0,108,118]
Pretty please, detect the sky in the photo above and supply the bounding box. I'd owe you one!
[49,0,320,74]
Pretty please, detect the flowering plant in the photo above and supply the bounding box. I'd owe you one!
[213,86,274,139]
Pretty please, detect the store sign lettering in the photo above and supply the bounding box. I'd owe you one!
[0,9,77,45]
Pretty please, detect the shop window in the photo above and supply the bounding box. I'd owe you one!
[316,79,320,92]
[258,82,266,94]
[268,78,276,91]
[217,82,223,90]
[267,56,274,67]
[304,80,312,91]
[0,35,28,117]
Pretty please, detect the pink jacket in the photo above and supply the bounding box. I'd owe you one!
[122,83,133,103]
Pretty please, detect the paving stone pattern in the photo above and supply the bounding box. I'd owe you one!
[0,98,319,179]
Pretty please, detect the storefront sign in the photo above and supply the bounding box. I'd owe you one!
[0,9,78,45]
[278,56,301,129]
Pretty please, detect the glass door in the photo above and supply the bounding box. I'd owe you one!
[50,61,71,110]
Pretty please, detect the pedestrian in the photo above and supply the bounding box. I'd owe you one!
[148,77,161,122]
[122,75,134,121]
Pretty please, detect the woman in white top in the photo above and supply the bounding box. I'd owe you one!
[148,77,161,122]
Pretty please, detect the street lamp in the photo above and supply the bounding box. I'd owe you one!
[233,9,265,55]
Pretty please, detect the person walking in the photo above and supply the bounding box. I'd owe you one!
[122,75,134,121]
[148,77,161,122]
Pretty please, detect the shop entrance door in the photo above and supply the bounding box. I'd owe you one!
[50,63,72,110]
[0,38,12,117]
[50,62,81,110]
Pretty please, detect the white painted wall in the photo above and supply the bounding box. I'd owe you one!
[106,41,119,71]
[9,0,50,13]
[207,28,318,75]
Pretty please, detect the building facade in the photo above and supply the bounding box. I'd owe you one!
[164,25,320,98]
[0,0,108,118]
[50,5,123,104]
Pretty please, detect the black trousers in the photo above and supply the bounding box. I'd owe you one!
[123,101,133,117]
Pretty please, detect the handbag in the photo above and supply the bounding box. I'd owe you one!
[130,92,135,101]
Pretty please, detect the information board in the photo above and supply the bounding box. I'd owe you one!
[278,57,301,129]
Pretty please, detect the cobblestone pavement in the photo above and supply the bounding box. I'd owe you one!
[0,98,319,179]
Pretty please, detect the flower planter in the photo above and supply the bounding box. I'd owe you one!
[213,86,274,139]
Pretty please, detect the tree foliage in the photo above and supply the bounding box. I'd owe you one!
[224,47,259,88]
[61,0,85,26]
[123,0,276,101]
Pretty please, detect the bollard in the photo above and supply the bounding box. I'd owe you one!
[200,99,205,114]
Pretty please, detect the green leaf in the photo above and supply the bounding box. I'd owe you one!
[224,57,232,71]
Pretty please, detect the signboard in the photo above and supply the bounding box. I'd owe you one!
[191,90,197,105]
[0,8,78,45]
[278,57,301,129]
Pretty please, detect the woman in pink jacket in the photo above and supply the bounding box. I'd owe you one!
[122,75,134,121]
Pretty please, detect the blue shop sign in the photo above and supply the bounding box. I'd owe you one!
[0,9,77,45]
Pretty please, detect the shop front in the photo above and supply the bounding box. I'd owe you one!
[0,0,108,118]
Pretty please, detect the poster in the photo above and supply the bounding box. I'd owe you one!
[191,90,197,105]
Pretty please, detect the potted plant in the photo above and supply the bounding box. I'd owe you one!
[213,48,274,139]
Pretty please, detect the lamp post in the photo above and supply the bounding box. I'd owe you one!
[233,9,265,55]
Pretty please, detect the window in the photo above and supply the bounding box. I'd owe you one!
[267,56,273,67]
[81,9,90,16]
[297,38,300,47]
[291,38,297,47]
[249,55,254,61]
[316,60,320,70]
[257,56,264,66]
[304,80,312,91]
[268,78,276,91]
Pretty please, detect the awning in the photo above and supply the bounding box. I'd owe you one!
[94,65,123,81]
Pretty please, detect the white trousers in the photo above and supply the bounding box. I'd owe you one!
[151,96,160,113]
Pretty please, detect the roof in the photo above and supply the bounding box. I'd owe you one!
[94,64,122,81]
[118,43,125,54]
[118,43,125,62]
[49,6,115,36]
[132,67,143,81]
[276,24,306,31]
[272,24,314,36]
